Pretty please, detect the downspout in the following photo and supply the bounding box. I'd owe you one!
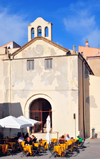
[9,53,12,115]
[82,60,85,140]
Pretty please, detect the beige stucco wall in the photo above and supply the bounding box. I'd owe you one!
[0,48,7,55]
[0,54,10,117]
[78,58,84,137]
[88,57,100,76]
[84,67,90,138]
[8,55,79,137]
[89,75,100,138]
[2,38,80,138]
[78,58,90,138]
[8,48,20,54]
[14,39,66,59]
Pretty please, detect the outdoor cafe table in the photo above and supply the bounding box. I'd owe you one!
[9,137,15,141]
[0,144,8,154]
[65,140,73,146]
[51,138,57,143]
[20,141,40,148]
[23,145,33,155]
[34,143,40,148]
[73,139,78,142]
[58,143,68,150]
[40,140,48,150]
[3,138,9,144]
[21,141,25,148]
[54,145,64,156]
[9,142,16,148]
[3,138,9,141]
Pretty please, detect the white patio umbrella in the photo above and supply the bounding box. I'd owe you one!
[46,115,51,144]
[0,116,32,137]
[18,116,40,126]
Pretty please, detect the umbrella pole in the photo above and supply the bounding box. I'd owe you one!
[21,128,23,134]
[9,128,11,138]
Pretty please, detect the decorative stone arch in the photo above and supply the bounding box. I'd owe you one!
[24,93,54,118]
[45,26,49,37]
[37,26,42,37]
[31,28,34,39]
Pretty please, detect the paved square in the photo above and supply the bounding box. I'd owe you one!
[1,139,100,159]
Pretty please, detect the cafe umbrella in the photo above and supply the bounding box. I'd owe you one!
[0,115,32,137]
[46,115,51,144]
[18,115,40,126]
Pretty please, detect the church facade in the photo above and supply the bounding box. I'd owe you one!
[0,17,95,138]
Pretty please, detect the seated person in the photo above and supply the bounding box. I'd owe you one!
[65,134,70,141]
[59,135,66,143]
[18,135,24,142]
[31,135,37,143]
[25,137,38,155]
[25,137,32,145]
[77,134,82,143]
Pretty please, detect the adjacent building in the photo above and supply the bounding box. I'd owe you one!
[79,40,100,60]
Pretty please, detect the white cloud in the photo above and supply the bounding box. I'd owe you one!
[82,28,100,48]
[63,15,95,35]
[63,1,100,48]
[0,7,29,46]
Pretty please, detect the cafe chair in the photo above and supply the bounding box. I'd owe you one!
[21,148,29,157]
[49,150,58,158]
[0,148,3,156]
[7,143,16,156]
[40,142,46,153]
[16,142,23,152]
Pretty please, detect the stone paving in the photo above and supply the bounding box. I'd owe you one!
[1,139,100,159]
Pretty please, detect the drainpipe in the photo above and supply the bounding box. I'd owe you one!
[82,60,85,140]
[9,55,12,115]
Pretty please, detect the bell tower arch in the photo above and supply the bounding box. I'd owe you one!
[28,17,52,41]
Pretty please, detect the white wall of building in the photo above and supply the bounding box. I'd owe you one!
[89,75,100,138]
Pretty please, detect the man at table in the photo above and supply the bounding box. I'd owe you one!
[65,134,70,141]
[18,135,24,142]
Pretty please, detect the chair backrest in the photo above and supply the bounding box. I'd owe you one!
[44,142,46,146]
[8,143,12,149]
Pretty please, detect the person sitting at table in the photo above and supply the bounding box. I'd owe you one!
[77,134,82,143]
[59,135,66,143]
[31,135,37,143]
[25,137,32,145]
[65,134,70,141]
[18,135,24,142]
[25,137,38,152]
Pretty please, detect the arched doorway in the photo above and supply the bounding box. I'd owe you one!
[30,98,52,133]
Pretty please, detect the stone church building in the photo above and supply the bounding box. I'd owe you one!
[0,17,100,139]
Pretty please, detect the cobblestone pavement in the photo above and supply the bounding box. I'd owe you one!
[1,139,100,159]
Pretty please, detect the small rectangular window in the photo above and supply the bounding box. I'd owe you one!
[27,60,34,70]
[45,59,52,69]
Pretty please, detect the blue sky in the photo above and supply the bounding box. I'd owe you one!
[0,0,100,51]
